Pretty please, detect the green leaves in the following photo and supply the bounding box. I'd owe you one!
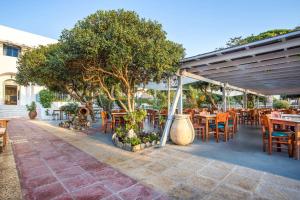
[17,9,184,114]
[273,99,290,109]
[39,89,55,108]
[26,101,36,112]
[60,9,184,112]
[225,28,297,48]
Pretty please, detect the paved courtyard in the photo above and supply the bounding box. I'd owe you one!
[1,118,300,200]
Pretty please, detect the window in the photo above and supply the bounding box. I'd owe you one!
[3,45,20,57]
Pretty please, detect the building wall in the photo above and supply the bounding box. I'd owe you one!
[0,25,57,118]
[0,42,43,107]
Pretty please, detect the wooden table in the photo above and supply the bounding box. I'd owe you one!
[0,118,10,128]
[0,119,10,150]
[269,117,300,160]
[52,110,64,120]
[111,112,127,130]
[195,114,216,142]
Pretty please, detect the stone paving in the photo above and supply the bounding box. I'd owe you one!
[0,143,22,200]
[4,119,164,200]
[2,118,300,200]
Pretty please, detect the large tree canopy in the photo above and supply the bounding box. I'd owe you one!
[16,9,185,114]
[16,43,100,119]
[59,9,185,112]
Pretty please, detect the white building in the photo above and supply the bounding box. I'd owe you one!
[0,25,57,118]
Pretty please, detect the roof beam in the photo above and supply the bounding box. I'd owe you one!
[214,70,300,83]
[181,70,265,96]
[187,48,300,73]
[181,31,300,62]
[205,61,300,79]
[182,37,300,68]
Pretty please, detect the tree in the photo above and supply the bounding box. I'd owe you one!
[39,89,55,108]
[224,28,298,48]
[60,9,185,113]
[187,82,221,110]
[16,44,99,120]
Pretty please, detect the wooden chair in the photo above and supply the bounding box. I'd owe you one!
[101,111,112,133]
[0,128,7,151]
[261,115,294,157]
[228,111,237,138]
[248,109,259,125]
[210,112,229,142]
[190,111,205,141]
[0,119,9,151]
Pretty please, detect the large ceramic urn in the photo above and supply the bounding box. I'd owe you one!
[170,114,195,145]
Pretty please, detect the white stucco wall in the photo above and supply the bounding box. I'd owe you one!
[0,25,57,118]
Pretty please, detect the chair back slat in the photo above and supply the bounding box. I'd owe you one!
[216,112,229,124]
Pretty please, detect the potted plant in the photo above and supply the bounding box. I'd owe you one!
[26,101,37,120]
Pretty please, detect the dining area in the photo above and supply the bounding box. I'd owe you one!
[99,106,300,160]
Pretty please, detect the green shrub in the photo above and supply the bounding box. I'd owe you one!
[125,137,141,146]
[273,100,290,109]
[123,110,147,132]
[149,132,159,142]
[60,103,79,114]
[26,101,36,112]
[39,89,55,108]
[115,127,126,141]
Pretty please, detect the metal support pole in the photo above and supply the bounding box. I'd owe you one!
[256,96,259,108]
[244,90,248,109]
[178,76,183,114]
[160,75,182,147]
[222,83,227,112]
[167,77,171,114]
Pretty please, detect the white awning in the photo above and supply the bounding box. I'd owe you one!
[180,31,300,95]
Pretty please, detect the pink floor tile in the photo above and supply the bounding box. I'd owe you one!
[46,160,76,172]
[89,167,121,182]
[8,119,164,200]
[32,182,67,200]
[25,173,57,188]
[79,161,108,172]
[71,183,112,200]
[119,183,161,200]
[52,193,74,200]
[62,173,97,192]
[19,164,52,179]
[55,166,86,180]
[103,194,123,200]
[101,173,137,192]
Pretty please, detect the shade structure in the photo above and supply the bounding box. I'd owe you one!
[140,77,197,91]
[180,31,300,95]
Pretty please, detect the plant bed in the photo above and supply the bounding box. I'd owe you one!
[112,130,160,152]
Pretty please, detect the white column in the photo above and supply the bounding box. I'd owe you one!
[0,43,3,56]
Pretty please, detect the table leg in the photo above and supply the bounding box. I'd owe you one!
[295,125,299,160]
[206,119,209,142]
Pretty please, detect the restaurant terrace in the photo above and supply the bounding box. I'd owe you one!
[1,14,300,200]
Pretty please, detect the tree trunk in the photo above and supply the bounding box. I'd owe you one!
[86,102,95,122]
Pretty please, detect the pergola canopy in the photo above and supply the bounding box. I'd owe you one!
[180,30,300,95]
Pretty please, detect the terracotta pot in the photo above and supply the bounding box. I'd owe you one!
[28,111,37,120]
[170,114,195,145]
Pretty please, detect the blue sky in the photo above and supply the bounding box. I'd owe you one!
[1,0,300,57]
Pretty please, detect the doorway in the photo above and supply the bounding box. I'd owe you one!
[5,85,18,105]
